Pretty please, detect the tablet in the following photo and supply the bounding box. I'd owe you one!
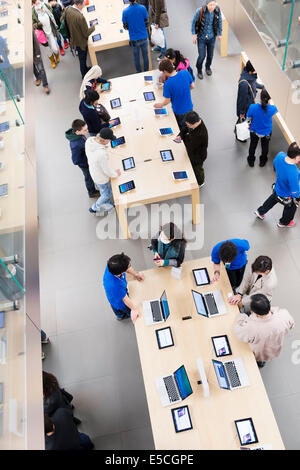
[173,171,188,181]
[110,98,121,109]
[143,91,155,102]
[89,19,98,27]
[0,24,7,31]
[155,108,168,116]
[0,383,2,404]
[235,418,258,446]
[0,183,8,197]
[159,127,173,136]
[171,406,193,433]
[101,82,111,91]
[144,75,153,82]
[160,149,174,162]
[0,10,8,16]
[111,136,125,148]
[211,335,232,357]
[155,327,174,350]
[92,33,101,42]
[192,267,210,286]
[0,121,9,132]
[0,311,4,328]
[122,157,135,171]
[109,117,121,128]
[87,5,95,12]
[119,180,135,194]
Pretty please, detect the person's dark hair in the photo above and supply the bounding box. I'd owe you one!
[160,222,187,245]
[72,119,86,133]
[158,59,175,74]
[43,371,60,400]
[165,48,186,69]
[245,60,255,73]
[44,414,54,435]
[250,294,270,316]
[107,253,131,276]
[84,90,99,106]
[219,241,238,263]
[260,89,271,113]
[287,141,300,159]
[251,256,272,273]
[185,111,200,125]
[74,0,85,5]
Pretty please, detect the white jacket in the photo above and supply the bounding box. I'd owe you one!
[237,268,278,312]
[85,137,117,185]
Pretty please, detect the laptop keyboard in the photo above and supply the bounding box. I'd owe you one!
[163,375,180,402]
[205,293,219,315]
[225,361,241,388]
[151,301,163,322]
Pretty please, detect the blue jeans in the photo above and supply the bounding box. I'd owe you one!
[111,304,131,320]
[196,36,216,73]
[92,182,114,213]
[132,38,149,73]
[79,432,94,450]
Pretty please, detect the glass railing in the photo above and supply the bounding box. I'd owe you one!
[0,0,25,450]
[240,0,300,81]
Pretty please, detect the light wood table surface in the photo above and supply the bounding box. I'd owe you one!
[83,0,152,69]
[99,71,200,239]
[129,257,285,450]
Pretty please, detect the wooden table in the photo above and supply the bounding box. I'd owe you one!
[99,71,200,239]
[83,0,152,69]
[129,258,285,450]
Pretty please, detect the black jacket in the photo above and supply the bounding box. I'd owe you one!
[45,408,81,451]
[179,120,208,164]
[236,68,264,117]
[79,99,110,135]
[44,388,73,417]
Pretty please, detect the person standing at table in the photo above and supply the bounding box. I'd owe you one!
[191,1,222,80]
[61,0,95,78]
[234,294,294,368]
[254,142,300,228]
[154,59,195,130]
[122,0,150,73]
[175,111,208,187]
[236,60,264,131]
[149,0,169,60]
[103,253,145,323]
[211,238,250,292]
[150,222,187,268]
[79,90,111,136]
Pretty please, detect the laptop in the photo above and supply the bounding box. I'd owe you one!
[212,358,250,390]
[155,365,193,407]
[191,289,227,318]
[143,290,170,326]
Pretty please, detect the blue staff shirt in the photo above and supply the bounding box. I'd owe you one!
[103,266,128,310]
[247,103,278,136]
[163,70,194,116]
[211,239,250,270]
[122,3,148,41]
[274,152,300,198]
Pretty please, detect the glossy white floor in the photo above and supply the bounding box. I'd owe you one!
[36,0,300,450]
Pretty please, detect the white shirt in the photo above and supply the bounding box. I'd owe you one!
[36,8,51,35]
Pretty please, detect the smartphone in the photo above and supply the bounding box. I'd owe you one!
[92,33,101,42]
[160,149,174,162]
[0,183,8,197]
[89,19,98,27]
[159,127,173,136]
[0,10,8,17]
[143,91,155,102]
[144,75,153,82]
[87,5,95,12]
[122,157,135,171]
[173,171,188,181]
[111,136,125,148]
[155,108,168,116]
[0,24,7,31]
[109,117,121,128]
[101,82,111,92]
[110,98,121,109]
[173,137,181,143]
[119,180,135,194]
[0,121,9,132]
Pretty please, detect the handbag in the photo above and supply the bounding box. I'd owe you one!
[235,118,250,141]
[159,12,169,28]
[34,29,48,45]
[150,24,165,48]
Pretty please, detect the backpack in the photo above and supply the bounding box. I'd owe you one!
[59,6,71,40]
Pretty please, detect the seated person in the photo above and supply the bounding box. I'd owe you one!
[229,255,277,313]
[79,65,110,100]
[150,222,186,268]
[79,90,111,136]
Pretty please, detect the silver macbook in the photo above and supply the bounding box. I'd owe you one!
[212,358,250,390]
[143,290,170,326]
[192,289,227,318]
[155,365,193,407]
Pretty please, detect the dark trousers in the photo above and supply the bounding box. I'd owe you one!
[78,165,96,196]
[248,132,271,165]
[196,36,216,73]
[76,47,89,78]
[226,265,246,291]
[33,60,48,87]
[258,192,297,226]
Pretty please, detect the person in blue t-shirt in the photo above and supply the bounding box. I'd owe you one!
[255,142,300,228]
[154,59,195,130]
[103,253,145,322]
[211,239,250,291]
[122,0,150,73]
[246,89,278,167]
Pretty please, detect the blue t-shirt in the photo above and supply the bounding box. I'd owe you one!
[247,103,278,136]
[122,3,148,41]
[274,152,300,198]
[163,70,194,115]
[211,239,250,270]
[103,266,128,310]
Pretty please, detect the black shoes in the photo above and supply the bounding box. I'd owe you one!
[197,72,203,79]
[206,68,212,76]
[247,157,255,167]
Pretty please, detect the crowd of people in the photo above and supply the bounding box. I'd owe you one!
[33,0,299,450]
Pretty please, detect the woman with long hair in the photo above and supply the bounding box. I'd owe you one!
[150,222,187,268]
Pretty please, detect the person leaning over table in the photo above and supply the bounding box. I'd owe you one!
[234,293,294,368]
[103,253,145,323]
[228,255,277,314]
[150,222,187,268]
[79,65,110,100]
[211,238,250,292]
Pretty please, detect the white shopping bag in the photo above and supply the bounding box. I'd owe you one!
[235,120,250,141]
[151,24,165,48]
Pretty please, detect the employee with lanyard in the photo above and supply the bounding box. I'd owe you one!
[150,222,187,268]
[211,239,250,292]
[103,253,145,323]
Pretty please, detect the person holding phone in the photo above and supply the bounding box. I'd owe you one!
[79,65,111,100]
[150,222,186,268]
[103,253,145,323]
[85,128,121,215]
[79,90,112,136]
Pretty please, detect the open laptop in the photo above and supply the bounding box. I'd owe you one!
[191,289,227,318]
[155,365,193,407]
[143,290,170,326]
[212,358,250,390]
